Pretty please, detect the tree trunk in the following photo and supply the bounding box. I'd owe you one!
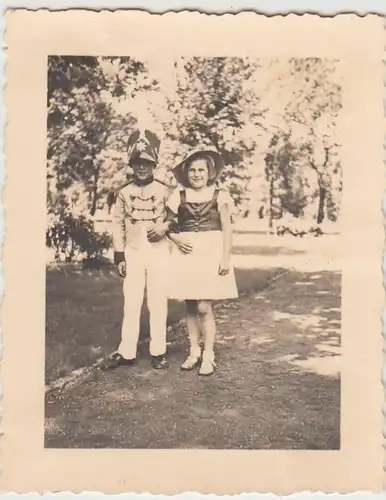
[310,147,330,226]
[268,174,274,230]
[90,170,99,217]
[107,190,116,215]
[67,238,76,263]
[316,181,327,225]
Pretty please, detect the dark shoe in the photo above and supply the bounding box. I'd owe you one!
[100,353,136,371]
[151,354,168,370]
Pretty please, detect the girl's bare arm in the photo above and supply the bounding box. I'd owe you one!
[165,207,193,254]
[219,203,233,270]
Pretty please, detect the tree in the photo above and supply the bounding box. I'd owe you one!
[47,56,158,216]
[282,58,343,224]
[163,57,264,214]
[258,58,343,225]
[264,131,303,228]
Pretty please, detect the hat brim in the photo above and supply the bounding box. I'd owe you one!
[128,151,157,165]
[172,150,225,188]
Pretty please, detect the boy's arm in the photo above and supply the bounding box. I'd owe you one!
[164,187,180,236]
[165,207,180,235]
[112,192,126,265]
[148,187,179,242]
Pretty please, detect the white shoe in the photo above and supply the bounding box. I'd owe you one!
[181,353,201,371]
[199,351,216,376]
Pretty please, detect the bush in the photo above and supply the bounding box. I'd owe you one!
[46,208,113,263]
[275,215,324,238]
[82,255,112,269]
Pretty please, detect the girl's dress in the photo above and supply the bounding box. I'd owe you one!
[167,185,239,300]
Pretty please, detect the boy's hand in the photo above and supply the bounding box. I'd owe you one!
[218,259,230,276]
[147,222,168,242]
[117,261,126,278]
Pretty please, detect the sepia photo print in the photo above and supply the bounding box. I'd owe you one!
[45,55,342,450]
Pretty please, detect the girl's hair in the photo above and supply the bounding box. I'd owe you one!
[183,154,217,185]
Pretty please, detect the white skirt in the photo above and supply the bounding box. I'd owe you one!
[168,230,239,300]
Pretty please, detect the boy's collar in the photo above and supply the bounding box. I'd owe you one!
[132,175,154,187]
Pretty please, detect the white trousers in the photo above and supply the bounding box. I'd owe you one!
[118,237,170,360]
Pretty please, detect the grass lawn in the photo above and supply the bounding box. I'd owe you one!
[45,269,341,450]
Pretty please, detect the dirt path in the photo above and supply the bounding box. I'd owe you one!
[45,269,340,450]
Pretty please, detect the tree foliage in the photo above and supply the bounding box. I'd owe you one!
[262,58,343,226]
[47,56,158,216]
[46,55,344,259]
[163,57,264,211]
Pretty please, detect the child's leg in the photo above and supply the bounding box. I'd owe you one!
[101,255,145,370]
[185,300,202,355]
[147,248,168,358]
[197,300,216,353]
[181,300,202,369]
[118,256,146,360]
[146,240,170,369]
[196,300,216,375]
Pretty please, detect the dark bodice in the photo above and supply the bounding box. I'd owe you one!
[177,189,222,232]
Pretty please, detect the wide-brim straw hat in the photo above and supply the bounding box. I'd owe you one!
[172,148,225,188]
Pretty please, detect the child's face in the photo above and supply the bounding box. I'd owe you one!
[131,160,156,182]
[187,159,209,189]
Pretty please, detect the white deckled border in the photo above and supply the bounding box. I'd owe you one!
[382,15,386,492]
[1,7,386,498]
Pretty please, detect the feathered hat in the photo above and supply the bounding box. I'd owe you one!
[172,146,225,188]
[127,128,161,166]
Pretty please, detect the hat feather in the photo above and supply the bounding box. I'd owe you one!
[144,129,161,157]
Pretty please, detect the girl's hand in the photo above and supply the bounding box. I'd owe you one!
[218,259,230,276]
[170,234,193,254]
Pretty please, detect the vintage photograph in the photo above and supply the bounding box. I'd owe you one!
[45,54,342,450]
[3,10,384,493]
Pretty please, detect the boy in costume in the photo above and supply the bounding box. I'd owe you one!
[103,129,172,370]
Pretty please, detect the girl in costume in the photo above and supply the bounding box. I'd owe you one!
[167,148,238,376]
